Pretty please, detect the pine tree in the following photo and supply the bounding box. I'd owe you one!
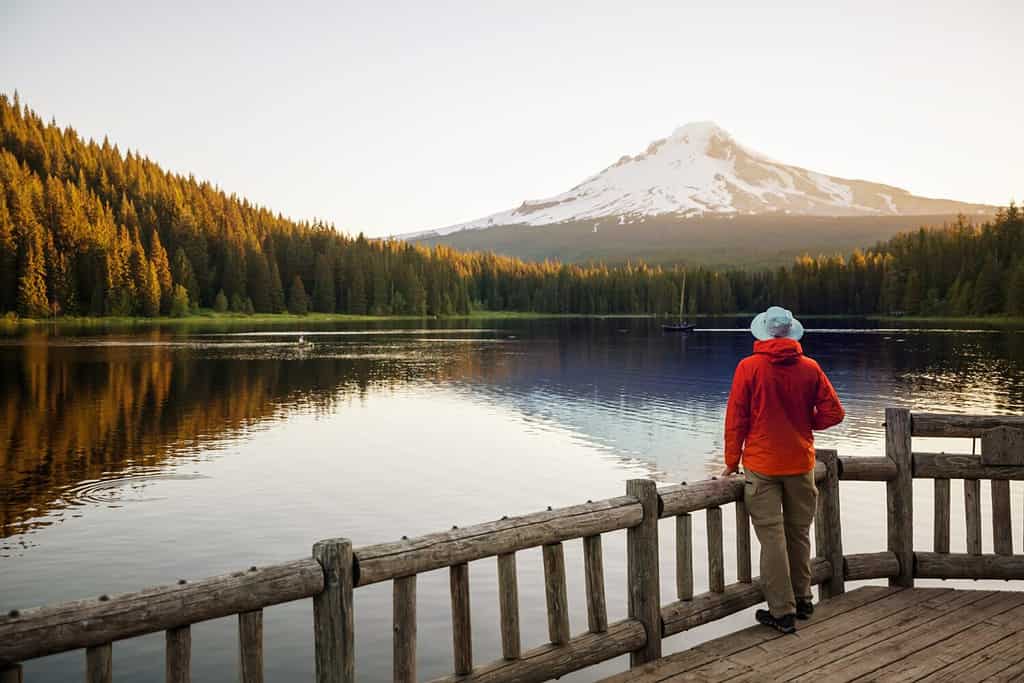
[348,264,367,315]
[169,284,190,317]
[16,225,49,317]
[312,253,336,313]
[141,261,161,317]
[214,289,228,312]
[973,256,1002,315]
[149,229,173,313]
[1006,260,1024,316]
[288,275,309,315]
[172,248,199,305]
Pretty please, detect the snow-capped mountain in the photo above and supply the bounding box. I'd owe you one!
[411,122,990,239]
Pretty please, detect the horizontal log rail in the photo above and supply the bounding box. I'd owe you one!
[916,552,1024,580]
[844,551,900,581]
[910,413,1024,438]
[355,496,642,586]
[912,452,1024,480]
[0,559,323,665]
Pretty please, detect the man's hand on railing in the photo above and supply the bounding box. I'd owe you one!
[720,465,739,477]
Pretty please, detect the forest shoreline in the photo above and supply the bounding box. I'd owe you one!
[3,310,1024,330]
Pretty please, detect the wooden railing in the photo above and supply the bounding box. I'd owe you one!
[1,411,1019,683]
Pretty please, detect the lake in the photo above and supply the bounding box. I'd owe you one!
[2,317,1024,681]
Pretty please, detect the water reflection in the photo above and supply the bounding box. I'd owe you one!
[3,319,1023,541]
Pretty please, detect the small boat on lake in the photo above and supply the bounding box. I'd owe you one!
[662,274,697,333]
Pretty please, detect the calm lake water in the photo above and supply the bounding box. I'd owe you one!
[2,317,1024,681]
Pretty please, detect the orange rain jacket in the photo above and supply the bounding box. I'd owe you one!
[725,338,845,476]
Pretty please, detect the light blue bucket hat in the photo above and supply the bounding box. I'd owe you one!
[750,306,804,341]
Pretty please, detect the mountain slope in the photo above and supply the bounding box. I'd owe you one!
[408,122,994,264]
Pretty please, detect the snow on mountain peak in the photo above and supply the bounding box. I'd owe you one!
[410,123,989,238]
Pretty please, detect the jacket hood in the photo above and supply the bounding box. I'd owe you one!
[753,337,804,364]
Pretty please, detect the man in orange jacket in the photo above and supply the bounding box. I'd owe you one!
[722,306,845,633]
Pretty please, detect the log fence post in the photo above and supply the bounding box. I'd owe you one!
[625,479,661,666]
[313,538,355,683]
[814,449,844,598]
[885,408,914,586]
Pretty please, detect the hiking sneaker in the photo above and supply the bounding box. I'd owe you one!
[796,598,815,620]
[756,609,796,634]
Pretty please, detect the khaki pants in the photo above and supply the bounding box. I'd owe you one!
[744,468,818,617]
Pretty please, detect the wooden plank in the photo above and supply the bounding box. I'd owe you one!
[851,603,1024,682]
[86,643,112,683]
[582,535,607,633]
[393,575,416,683]
[599,586,902,683]
[428,618,645,683]
[675,514,693,600]
[916,552,1024,579]
[659,478,743,518]
[917,632,1024,682]
[542,543,570,645]
[934,478,951,553]
[661,558,831,636]
[735,501,751,583]
[965,479,982,554]
[0,558,324,664]
[496,552,521,658]
[166,625,191,683]
[886,407,914,587]
[450,563,472,675]
[725,588,982,682]
[238,610,263,683]
[312,538,355,683]
[910,413,1024,438]
[625,479,661,666]
[992,479,1013,555]
[915,452,1024,479]
[706,506,724,593]
[839,456,897,481]
[844,552,900,580]
[790,590,1024,682]
[355,496,641,586]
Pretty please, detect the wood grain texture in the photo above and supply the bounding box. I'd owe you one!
[625,479,661,666]
[355,497,641,586]
[843,552,900,580]
[911,413,1024,438]
[496,553,521,659]
[427,619,645,683]
[915,452,1024,480]
[735,501,751,584]
[916,552,1024,579]
[582,535,607,633]
[886,407,914,587]
[816,449,844,598]
[542,543,570,645]
[238,610,263,683]
[393,575,416,683]
[980,426,1024,465]
[86,643,112,683]
[991,479,1013,555]
[312,538,354,683]
[165,625,191,683]
[706,506,725,593]
[838,456,897,481]
[675,514,693,600]
[450,563,472,675]
[934,478,951,553]
[965,479,982,555]
[0,559,323,664]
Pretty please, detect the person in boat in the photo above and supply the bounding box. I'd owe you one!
[721,306,845,634]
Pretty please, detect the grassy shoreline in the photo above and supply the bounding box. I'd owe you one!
[2,310,1023,329]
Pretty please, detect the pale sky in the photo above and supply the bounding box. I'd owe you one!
[2,1,1021,237]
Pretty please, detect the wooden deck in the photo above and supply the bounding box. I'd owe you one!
[601,586,1024,682]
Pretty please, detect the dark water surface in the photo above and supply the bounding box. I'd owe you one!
[2,317,1024,681]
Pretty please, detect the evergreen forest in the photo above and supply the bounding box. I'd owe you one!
[2,92,1022,320]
